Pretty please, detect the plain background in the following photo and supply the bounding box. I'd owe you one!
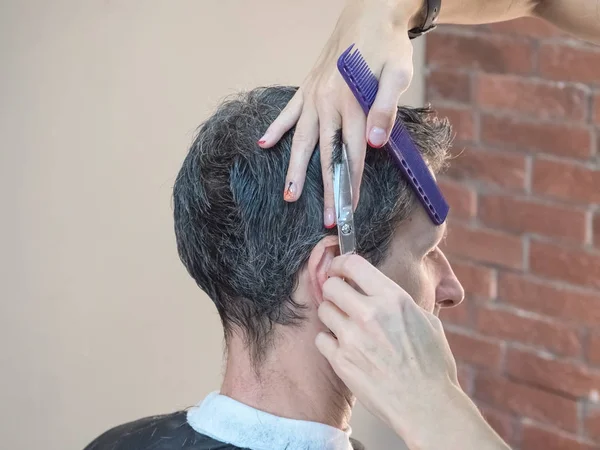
[0,1,424,449]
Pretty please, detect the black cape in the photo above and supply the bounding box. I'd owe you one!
[84,410,366,450]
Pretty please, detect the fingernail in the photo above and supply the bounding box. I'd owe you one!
[258,132,268,146]
[324,208,335,228]
[284,181,295,201]
[368,127,386,148]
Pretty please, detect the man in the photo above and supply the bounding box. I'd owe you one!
[84,85,468,449]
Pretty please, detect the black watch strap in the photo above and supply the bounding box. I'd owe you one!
[408,0,441,39]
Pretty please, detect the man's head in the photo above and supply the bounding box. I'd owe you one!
[173,86,463,364]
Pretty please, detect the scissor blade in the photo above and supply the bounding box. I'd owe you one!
[334,144,356,255]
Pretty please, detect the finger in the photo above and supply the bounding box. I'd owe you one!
[259,90,303,148]
[366,59,413,148]
[317,300,351,339]
[341,100,367,210]
[322,276,369,319]
[315,331,339,362]
[328,254,397,296]
[319,109,342,228]
[283,105,319,202]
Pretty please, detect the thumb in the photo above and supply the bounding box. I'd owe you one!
[366,59,413,148]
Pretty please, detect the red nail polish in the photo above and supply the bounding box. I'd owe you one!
[368,139,385,149]
[284,182,295,201]
[325,223,336,229]
[258,139,266,145]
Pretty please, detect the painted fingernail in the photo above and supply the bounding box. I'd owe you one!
[258,132,269,146]
[368,127,386,148]
[324,208,335,228]
[284,181,295,201]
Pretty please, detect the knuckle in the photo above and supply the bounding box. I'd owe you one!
[358,305,377,327]
[392,66,412,85]
[315,86,333,103]
[336,327,351,345]
[292,130,313,146]
[346,254,362,269]
[332,350,348,372]
[388,60,413,80]
[369,108,396,128]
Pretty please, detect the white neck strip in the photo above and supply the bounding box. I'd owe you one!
[187,392,353,450]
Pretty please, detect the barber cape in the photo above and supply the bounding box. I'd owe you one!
[84,392,365,450]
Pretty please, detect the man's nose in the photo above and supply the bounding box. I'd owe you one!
[435,267,465,309]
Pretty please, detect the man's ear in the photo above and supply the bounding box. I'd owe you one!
[307,236,339,306]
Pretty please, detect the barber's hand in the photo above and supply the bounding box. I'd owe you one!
[316,254,460,442]
[258,0,421,227]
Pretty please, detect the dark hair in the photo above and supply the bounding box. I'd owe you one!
[173,86,452,363]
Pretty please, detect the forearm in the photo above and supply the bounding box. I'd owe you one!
[362,0,600,45]
[387,383,510,450]
[437,0,600,44]
[434,0,538,25]
[533,0,600,44]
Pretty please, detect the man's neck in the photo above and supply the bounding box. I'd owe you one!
[220,328,354,431]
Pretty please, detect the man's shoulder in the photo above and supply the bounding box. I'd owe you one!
[83,410,246,450]
[350,438,366,450]
[83,409,366,450]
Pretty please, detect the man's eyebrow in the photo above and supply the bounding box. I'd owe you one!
[435,221,448,247]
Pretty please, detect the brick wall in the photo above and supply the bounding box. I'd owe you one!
[425,18,600,449]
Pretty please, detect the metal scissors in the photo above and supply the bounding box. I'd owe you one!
[333,143,356,255]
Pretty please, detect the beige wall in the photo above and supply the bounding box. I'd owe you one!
[0,2,424,449]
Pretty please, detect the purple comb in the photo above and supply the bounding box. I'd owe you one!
[337,44,449,225]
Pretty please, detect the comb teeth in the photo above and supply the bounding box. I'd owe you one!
[389,121,405,142]
[337,46,378,115]
[345,49,378,105]
[337,44,449,225]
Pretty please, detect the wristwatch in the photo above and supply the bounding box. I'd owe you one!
[408,0,441,39]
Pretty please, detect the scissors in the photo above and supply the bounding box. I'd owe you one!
[333,143,357,255]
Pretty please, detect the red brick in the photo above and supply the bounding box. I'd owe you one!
[499,272,600,327]
[445,330,503,370]
[446,147,527,191]
[588,332,600,366]
[530,240,600,290]
[586,407,600,441]
[479,195,587,242]
[440,301,471,327]
[434,106,475,141]
[476,74,588,121]
[476,306,581,357]
[426,70,471,103]
[437,178,476,220]
[442,224,523,269]
[485,17,564,39]
[450,259,496,298]
[594,92,600,126]
[594,213,600,249]
[533,158,600,204]
[474,373,578,432]
[479,405,516,445]
[481,114,593,159]
[427,32,534,74]
[506,348,600,399]
[522,423,597,450]
[540,43,600,84]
